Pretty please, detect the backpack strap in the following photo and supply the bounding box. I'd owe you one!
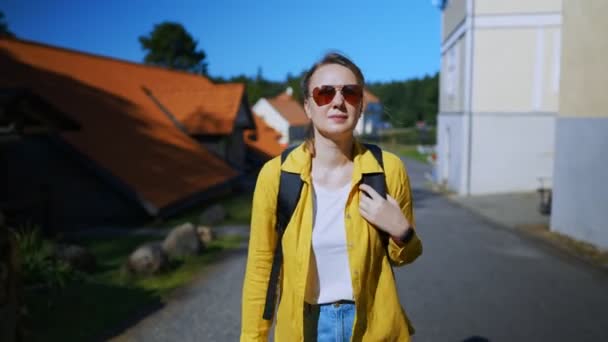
[263,145,303,320]
[361,143,386,199]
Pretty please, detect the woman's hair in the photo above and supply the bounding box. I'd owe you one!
[300,52,365,156]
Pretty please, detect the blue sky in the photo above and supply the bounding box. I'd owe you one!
[3,0,441,82]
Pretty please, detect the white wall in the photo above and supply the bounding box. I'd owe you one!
[252,98,290,144]
[437,114,466,193]
[470,114,555,194]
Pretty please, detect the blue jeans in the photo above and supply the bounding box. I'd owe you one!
[304,301,356,342]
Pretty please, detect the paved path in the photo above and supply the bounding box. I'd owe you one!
[110,158,608,341]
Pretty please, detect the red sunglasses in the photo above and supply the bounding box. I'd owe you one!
[311,84,363,107]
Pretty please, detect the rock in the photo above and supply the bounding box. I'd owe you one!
[126,242,168,276]
[162,223,203,258]
[196,225,214,245]
[199,204,227,226]
[53,244,97,273]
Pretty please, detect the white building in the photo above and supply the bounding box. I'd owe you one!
[435,0,562,195]
[252,88,309,145]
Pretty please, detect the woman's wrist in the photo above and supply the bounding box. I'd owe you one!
[390,226,415,246]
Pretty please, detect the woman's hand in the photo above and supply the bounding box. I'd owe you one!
[358,184,411,238]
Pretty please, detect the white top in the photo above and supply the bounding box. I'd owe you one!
[304,180,354,304]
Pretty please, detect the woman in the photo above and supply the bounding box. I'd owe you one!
[241,53,422,342]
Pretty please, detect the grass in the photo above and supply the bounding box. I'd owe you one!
[156,190,253,228]
[22,233,246,342]
[377,143,429,164]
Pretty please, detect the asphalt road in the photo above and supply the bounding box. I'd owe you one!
[112,158,608,342]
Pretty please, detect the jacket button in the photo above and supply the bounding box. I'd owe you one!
[346,213,351,219]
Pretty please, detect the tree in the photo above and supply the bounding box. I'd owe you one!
[139,22,207,74]
[0,11,16,38]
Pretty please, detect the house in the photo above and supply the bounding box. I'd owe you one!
[252,87,309,145]
[244,113,284,163]
[434,0,562,195]
[0,37,246,231]
[550,0,608,249]
[355,89,384,136]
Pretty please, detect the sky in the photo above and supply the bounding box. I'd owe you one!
[2,0,441,83]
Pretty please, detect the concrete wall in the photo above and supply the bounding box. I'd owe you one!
[551,0,608,249]
[252,99,289,144]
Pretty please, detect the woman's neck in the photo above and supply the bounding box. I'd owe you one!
[312,132,354,168]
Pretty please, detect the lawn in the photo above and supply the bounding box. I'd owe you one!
[377,143,429,164]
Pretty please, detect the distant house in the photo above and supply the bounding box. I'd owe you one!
[434,0,562,195]
[0,37,243,231]
[356,89,384,136]
[244,113,284,167]
[252,88,309,145]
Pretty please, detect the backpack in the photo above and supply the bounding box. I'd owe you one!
[262,143,387,320]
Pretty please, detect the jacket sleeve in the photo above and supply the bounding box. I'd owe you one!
[240,159,280,342]
[385,154,423,267]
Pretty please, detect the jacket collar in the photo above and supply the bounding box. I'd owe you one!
[280,140,384,184]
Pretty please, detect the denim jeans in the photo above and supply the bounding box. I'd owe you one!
[304,301,356,342]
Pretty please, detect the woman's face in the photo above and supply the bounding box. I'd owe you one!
[304,63,363,139]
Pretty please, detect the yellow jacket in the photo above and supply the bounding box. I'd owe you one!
[240,141,422,341]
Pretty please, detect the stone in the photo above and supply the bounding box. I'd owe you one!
[162,223,203,259]
[199,204,227,226]
[126,242,168,276]
[53,244,97,273]
[196,225,214,245]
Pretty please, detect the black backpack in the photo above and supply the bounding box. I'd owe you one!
[262,143,387,320]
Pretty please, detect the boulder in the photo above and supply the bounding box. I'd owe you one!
[199,204,226,226]
[126,242,168,276]
[162,223,203,258]
[53,244,97,273]
[196,225,214,245]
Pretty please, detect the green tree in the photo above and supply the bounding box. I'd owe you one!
[0,11,16,38]
[139,22,207,74]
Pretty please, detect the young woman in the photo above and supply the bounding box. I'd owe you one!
[241,53,422,342]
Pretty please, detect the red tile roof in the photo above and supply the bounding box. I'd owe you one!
[268,92,310,126]
[244,114,285,158]
[148,82,245,135]
[0,38,238,213]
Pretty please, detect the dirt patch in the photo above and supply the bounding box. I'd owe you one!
[517,224,608,270]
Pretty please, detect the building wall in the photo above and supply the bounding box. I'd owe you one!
[470,114,555,194]
[1,135,147,232]
[551,0,608,248]
[472,27,561,113]
[443,0,467,40]
[436,114,466,192]
[474,0,562,16]
[252,99,289,144]
[437,0,562,195]
[440,36,467,113]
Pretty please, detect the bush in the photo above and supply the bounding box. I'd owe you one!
[13,225,79,289]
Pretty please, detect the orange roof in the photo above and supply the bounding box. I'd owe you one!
[244,114,284,158]
[268,92,310,126]
[147,82,245,135]
[364,89,380,105]
[0,38,238,213]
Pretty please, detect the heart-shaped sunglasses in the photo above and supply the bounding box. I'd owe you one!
[311,84,363,107]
